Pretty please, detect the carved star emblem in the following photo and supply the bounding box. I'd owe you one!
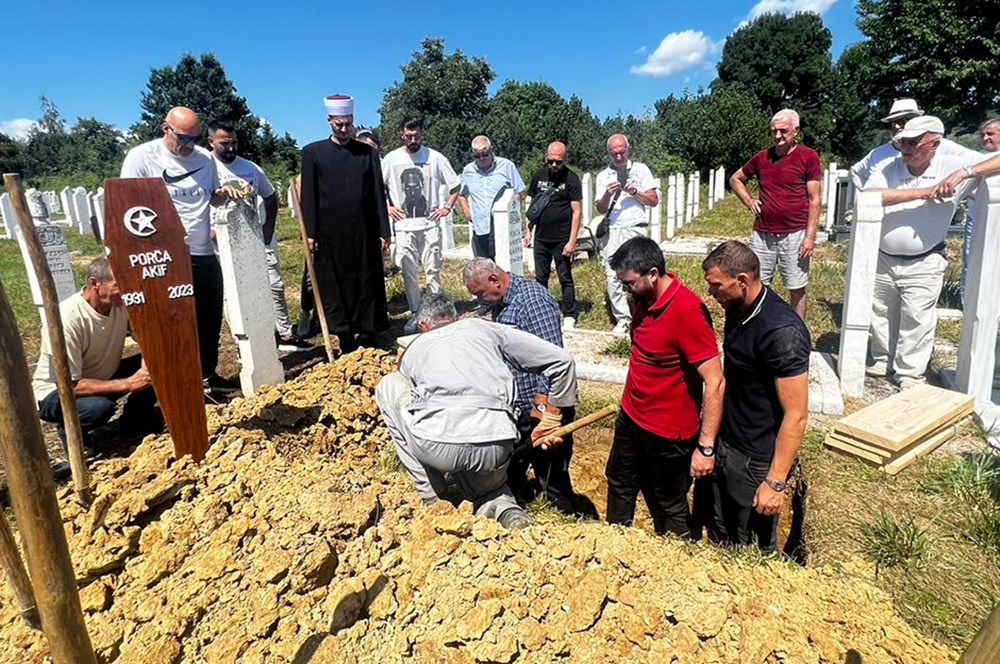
[123,206,158,237]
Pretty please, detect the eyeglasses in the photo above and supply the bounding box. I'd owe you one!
[894,135,938,150]
[167,125,200,144]
[618,269,652,289]
[473,151,492,159]
[771,127,795,136]
[546,158,564,166]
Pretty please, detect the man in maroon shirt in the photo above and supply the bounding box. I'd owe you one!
[730,109,822,320]
[605,236,725,537]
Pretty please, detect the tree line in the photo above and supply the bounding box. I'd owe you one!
[2,0,996,195]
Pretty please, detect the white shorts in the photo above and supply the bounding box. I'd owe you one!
[749,228,810,290]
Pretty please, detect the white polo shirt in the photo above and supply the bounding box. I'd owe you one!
[595,160,656,228]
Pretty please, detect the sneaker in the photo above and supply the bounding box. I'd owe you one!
[51,459,72,479]
[897,376,925,390]
[403,316,419,335]
[562,316,576,331]
[276,332,315,353]
[865,361,888,377]
[611,320,630,337]
[203,373,241,397]
[498,507,533,530]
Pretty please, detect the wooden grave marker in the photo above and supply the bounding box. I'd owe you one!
[103,178,208,462]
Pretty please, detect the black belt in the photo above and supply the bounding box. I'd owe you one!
[880,241,946,261]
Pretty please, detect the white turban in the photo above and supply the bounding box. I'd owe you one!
[324,94,354,116]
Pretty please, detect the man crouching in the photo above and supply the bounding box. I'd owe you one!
[375,293,578,529]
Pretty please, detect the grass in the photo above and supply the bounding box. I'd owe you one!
[859,510,933,574]
[600,335,631,358]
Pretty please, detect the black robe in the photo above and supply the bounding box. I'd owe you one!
[300,138,391,338]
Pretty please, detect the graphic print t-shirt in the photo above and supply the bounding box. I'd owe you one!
[527,167,582,242]
[381,146,460,232]
[212,155,275,226]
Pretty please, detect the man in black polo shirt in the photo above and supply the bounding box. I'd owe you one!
[525,141,582,325]
[701,240,810,554]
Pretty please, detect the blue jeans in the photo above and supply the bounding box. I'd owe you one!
[37,355,156,447]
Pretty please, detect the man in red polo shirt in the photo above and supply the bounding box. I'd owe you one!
[605,236,724,537]
[730,108,821,320]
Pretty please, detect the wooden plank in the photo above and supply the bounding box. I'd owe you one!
[824,434,886,464]
[834,384,973,451]
[103,178,208,462]
[826,432,895,458]
[881,426,955,475]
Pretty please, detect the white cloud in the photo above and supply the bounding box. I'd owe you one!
[0,118,37,140]
[745,0,838,22]
[630,30,721,77]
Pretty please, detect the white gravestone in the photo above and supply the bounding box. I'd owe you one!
[0,193,15,239]
[71,187,93,235]
[685,173,695,224]
[837,191,885,396]
[824,162,839,231]
[676,173,685,230]
[44,191,61,216]
[215,202,285,396]
[708,169,716,211]
[90,189,106,242]
[582,172,593,230]
[665,174,677,240]
[492,189,523,277]
[956,175,1000,404]
[25,189,49,223]
[715,166,726,201]
[439,183,456,251]
[59,187,74,226]
[14,223,76,332]
[287,185,297,218]
[649,178,662,243]
[693,172,701,218]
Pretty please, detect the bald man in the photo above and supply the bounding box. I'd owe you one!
[596,134,658,335]
[120,106,242,396]
[525,141,582,325]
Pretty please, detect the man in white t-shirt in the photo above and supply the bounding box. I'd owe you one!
[595,134,659,335]
[32,258,160,450]
[207,120,310,352]
[863,116,995,387]
[961,118,1000,304]
[381,117,460,334]
[120,106,242,396]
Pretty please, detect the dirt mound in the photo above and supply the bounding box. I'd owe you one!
[0,349,956,663]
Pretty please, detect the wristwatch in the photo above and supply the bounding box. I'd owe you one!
[964,165,975,179]
[535,402,548,413]
[765,478,787,492]
[697,445,715,457]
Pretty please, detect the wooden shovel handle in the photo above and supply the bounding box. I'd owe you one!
[532,404,618,447]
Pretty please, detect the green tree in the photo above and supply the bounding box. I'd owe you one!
[379,38,494,167]
[21,97,73,178]
[65,117,125,178]
[485,81,573,173]
[856,0,1000,132]
[656,85,770,172]
[562,96,605,172]
[828,42,882,161]
[0,132,24,176]
[132,53,262,161]
[716,12,837,153]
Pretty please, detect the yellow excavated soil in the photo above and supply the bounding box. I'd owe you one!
[0,349,956,663]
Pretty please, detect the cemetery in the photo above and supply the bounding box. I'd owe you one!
[0,161,998,663]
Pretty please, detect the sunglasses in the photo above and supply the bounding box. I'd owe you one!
[473,151,492,158]
[168,125,200,144]
[546,158,564,166]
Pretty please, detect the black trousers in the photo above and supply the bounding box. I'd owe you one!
[533,238,575,315]
[191,255,224,378]
[704,439,781,554]
[472,232,495,260]
[605,410,699,538]
[510,407,577,515]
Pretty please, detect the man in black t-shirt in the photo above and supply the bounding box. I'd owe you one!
[701,240,811,554]
[526,141,582,321]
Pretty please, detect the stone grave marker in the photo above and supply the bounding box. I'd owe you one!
[90,188,106,241]
[582,172,593,230]
[43,190,62,216]
[492,189,523,276]
[25,188,49,223]
[59,187,74,226]
[693,172,701,219]
[14,222,76,331]
[0,193,15,239]
[676,173,686,230]
[649,178,662,243]
[71,187,93,235]
[708,169,716,210]
[714,166,726,201]
[665,174,677,240]
[215,201,284,396]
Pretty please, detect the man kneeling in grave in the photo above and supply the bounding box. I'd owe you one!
[375,293,577,529]
[32,257,162,451]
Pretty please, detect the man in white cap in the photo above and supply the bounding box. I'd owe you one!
[862,116,995,387]
[381,117,461,334]
[850,98,967,190]
[300,94,392,353]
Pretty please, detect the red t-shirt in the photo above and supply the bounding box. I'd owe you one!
[741,145,821,233]
[622,275,719,440]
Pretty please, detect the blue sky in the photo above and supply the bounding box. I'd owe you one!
[1,0,861,146]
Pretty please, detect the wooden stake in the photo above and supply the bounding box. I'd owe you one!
[532,404,619,447]
[959,602,1000,664]
[3,174,92,507]
[0,275,97,663]
[290,175,336,363]
[0,509,39,629]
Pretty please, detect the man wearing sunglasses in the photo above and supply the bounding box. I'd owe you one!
[862,115,996,388]
[525,141,582,328]
[596,134,659,336]
[457,136,525,261]
[120,106,243,397]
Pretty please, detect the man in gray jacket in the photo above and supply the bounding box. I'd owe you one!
[375,293,578,528]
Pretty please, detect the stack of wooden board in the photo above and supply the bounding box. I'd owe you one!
[825,384,974,475]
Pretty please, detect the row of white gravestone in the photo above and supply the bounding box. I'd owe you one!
[838,175,1000,409]
[0,186,105,241]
